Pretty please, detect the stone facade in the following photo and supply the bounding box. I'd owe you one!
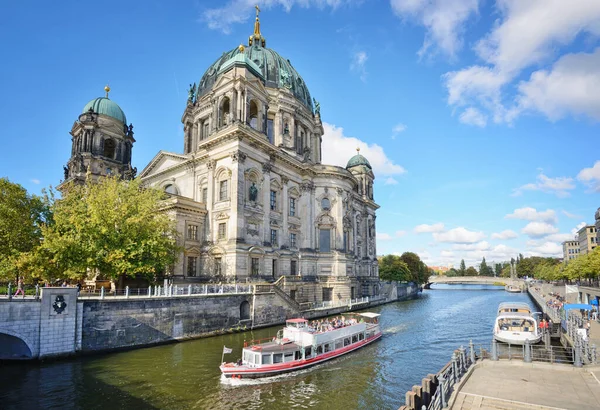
[140,17,380,300]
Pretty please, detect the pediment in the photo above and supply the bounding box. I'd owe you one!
[139,151,188,178]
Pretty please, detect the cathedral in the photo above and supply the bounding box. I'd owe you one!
[60,11,381,302]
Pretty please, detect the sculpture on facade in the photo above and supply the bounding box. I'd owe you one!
[188,83,197,103]
[313,98,320,116]
[63,165,69,180]
[249,182,258,201]
[283,122,289,134]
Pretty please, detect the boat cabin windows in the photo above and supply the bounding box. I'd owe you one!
[273,353,283,364]
[294,351,301,361]
[335,340,343,350]
[324,343,332,353]
[343,337,351,347]
[359,332,364,341]
[304,346,312,358]
[498,318,535,332]
[352,335,358,343]
[262,354,272,365]
[316,345,323,355]
[286,319,308,329]
[285,352,294,362]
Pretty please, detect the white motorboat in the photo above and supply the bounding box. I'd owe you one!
[493,302,541,345]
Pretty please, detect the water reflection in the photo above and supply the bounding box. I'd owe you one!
[0,285,533,409]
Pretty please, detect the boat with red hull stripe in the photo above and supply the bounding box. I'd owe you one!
[220,312,382,379]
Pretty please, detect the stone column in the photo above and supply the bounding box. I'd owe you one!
[281,176,289,246]
[206,160,215,242]
[262,163,271,245]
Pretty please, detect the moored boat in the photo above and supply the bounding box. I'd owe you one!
[493,302,541,345]
[505,284,522,293]
[220,312,382,379]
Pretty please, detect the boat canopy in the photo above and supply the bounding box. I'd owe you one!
[358,312,380,319]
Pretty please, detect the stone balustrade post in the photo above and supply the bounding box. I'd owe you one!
[524,339,532,363]
[35,284,40,300]
[7,283,12,301]
[459,346,466,371]
[188,285,192,295]
[492,339,499,361]
[451,352,458,384]
[158,285,162,296]
[439,375,447,409]
[204,284,208,294]
[148,286,152,297]
[574,339,583,367]
[100,286,105,300]
[469,339,476,364]
[125,286,129,299]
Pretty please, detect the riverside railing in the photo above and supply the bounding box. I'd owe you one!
[565,311,597,365]
[311,296,372,310]
[77,284,253,299]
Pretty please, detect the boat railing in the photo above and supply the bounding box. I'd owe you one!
[243,337,278,348]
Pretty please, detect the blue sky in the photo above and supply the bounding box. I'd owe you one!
[1,0,599,268]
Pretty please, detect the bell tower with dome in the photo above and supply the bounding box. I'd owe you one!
[58,86,136,191]
[139,10,380,301]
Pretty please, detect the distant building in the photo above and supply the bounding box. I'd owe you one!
[562,240,579,261]
[577,225,597,256]
[430,265,451,275]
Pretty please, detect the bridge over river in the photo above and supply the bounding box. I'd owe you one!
[424,276,518,289]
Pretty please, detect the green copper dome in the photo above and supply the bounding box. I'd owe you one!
[197,44,313,112]
[82,97,127,124]
[346,152,372,170]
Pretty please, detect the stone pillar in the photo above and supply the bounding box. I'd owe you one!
[262,165,271,245]
[206,161,215,242]
[39,287,80,358]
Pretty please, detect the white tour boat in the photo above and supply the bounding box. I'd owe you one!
[493,302,541,345]
[220,312,382,379]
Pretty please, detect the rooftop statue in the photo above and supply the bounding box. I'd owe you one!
[313,98,320,116]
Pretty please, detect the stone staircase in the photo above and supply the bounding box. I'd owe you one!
[271,277,302,312]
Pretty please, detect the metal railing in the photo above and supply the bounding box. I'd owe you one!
[77,284,253,299]
[310,296,372,310]
[565,311,597,365]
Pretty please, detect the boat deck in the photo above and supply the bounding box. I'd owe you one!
[248,341,300,353]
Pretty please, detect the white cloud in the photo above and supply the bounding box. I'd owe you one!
[505,207,557,224]
[512,173,575,198]
[528,242,563,257]
[390,0,480,58]
[391,123,407,139]
[452,241,490,251]
[433,227,485,243]
[440,250,455,257]
[377,232,394,241]
[574,222,587,232]
[545,233,576,243]
[30,179,41,185]
[521,222,559,238]
[491,230,518,240]
[517,48,600,121]
[351,51,368,81]
[395,230,407,237]
[201,0,350,33]
[414,223,445,233]
[562,210,582,219]
[443,0,600,123]
[577,160,600,192]
[459,107,487,127]
[384,177,398,185]
[321,123,407,176]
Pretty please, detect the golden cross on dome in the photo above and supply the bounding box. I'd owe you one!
[255,4,260,18]
[356,147,360,153]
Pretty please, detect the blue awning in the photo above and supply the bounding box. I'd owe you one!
[591,299,599,305]
[563,304,594,311]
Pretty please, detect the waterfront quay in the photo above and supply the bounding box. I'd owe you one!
[400,283,600,410]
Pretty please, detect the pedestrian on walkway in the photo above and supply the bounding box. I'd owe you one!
[14,277,25,298]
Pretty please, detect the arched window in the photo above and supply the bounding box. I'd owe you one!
[103,138,115,159]
[249,100,258,130]
[240,301,250,320]
[164,184,178,195]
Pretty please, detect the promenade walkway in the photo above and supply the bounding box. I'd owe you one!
[450,361,600,410]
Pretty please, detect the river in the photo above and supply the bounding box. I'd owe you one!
[0,285,534,410]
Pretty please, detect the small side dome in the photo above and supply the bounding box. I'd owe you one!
[346,148,372,170]
[82,96,127,124]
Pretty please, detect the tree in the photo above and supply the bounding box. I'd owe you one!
[459,259,466,276]
[494,263,502,277]
[0,178,50,282]
[41,177,179,285]
[465,266,478,276]
[479,257,492,276]
[398,252,431,284]
[378,255,411,282]
[446,268,459,277]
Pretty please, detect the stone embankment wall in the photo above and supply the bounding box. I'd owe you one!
[0,281,420,359]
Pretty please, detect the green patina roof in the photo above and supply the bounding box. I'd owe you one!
[198,44,313,112]
[82,97,127,124]
[218,53,264,79]
[346,153,372,170]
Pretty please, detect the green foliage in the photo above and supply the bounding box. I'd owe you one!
[0,178,51,282]
[378,255,411,282]
[459,259,466,275]
[399,252,431,284]
[465,266,478,276]
[494,263,503,277]
[445,268,459,277]
[560,249,600,281]
[40,177,179,283]
[479,257,493,276]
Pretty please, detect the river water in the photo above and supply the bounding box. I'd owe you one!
[0,285,534,410]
